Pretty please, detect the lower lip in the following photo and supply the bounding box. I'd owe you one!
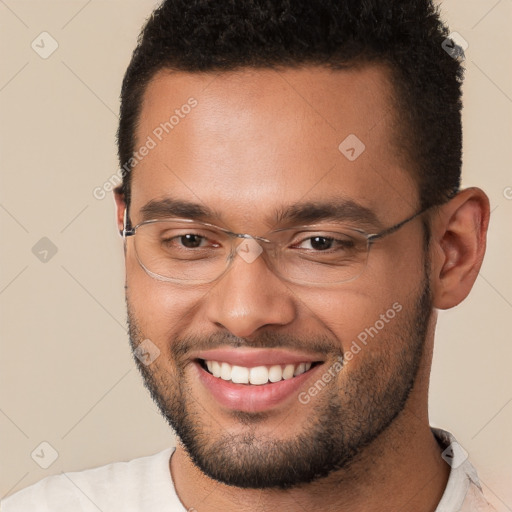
[194,361,324,413]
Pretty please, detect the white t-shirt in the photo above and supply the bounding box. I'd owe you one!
[1,429,496,511]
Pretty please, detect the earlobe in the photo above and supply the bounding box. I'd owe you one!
[431,188,490,310]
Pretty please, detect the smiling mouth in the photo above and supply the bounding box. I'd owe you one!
[197,359,322,385]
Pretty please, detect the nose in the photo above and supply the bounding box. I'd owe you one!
[204,246,297,338]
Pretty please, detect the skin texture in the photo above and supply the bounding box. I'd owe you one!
[114,64,489,511]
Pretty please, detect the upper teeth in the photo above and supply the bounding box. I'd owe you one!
[205,360,313,385]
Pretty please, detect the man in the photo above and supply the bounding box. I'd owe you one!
[2,0,495,510]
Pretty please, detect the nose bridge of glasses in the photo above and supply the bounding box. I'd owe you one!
[233,232,272,244]
[222,231,279,279]
[228,233,276,267]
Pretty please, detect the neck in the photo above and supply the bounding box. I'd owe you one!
[170,408,450,512]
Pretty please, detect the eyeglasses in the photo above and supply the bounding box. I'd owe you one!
[121,206,430,286]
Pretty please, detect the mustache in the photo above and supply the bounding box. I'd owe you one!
[170,331,341,361]
[126,301,341,361]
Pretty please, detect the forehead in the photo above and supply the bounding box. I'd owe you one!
[130,65,418,229]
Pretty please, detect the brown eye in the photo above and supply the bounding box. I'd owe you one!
[294,234,356,252]
[307,236,334,251]
[177,234,206,248]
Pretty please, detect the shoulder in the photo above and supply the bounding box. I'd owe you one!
[1,448,175,512]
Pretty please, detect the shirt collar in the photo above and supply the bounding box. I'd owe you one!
[432,428,484,512]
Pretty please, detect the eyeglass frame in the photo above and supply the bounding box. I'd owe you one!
[120,204,434,286]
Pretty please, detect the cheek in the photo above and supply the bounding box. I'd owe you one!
[292,286,404,354]
[363,231,426,302]
[288,243,424,361]
[125,253,210,340]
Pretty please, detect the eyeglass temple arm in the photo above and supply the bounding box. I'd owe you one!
[367,206,431,243]
[120,208,135,238]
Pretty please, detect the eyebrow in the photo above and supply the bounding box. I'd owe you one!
[138,196,383,230]
[272,199,382,230]
[140,198,219,222]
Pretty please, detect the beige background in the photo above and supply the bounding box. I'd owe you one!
[0,0,511,508]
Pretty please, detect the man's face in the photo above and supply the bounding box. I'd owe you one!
[121,65,434,488]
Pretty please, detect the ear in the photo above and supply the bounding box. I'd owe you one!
[430,187,490,309]
[113,186,126,234]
